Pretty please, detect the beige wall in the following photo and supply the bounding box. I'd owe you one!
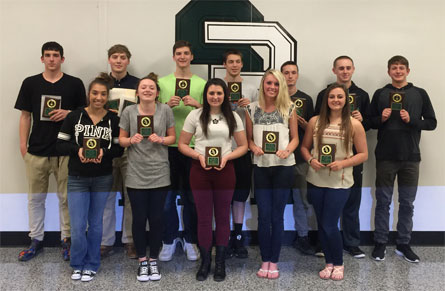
[0,0,443,230]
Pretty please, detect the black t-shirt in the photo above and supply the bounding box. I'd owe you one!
[14,73,86,156]
[290,90,314,164]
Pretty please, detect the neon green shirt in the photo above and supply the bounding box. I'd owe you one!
[158,73,206,147]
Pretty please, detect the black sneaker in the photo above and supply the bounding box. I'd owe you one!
[344,245,365,258]
[137,260,149,282]
[371,243,386,261]
[294,236,315,256]
[148,260,161,281]
[395,244,420,263]
[233,234,248,259]
[314,245,324,257]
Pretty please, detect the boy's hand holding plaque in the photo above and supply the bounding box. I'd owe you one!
[389,92,404,110]
[293,97,306,117]
[228,82,242,102]
[348,93,357,112]
[319,143,336,165]
[205,146,221,168]
[262,131,279,154]
[175,78,190,98]
[42,96,61,118]
[137,115,154,137]
[83,137,100,159]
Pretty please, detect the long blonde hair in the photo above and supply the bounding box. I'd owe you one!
[316,83,353,156]
[258,69,292,120]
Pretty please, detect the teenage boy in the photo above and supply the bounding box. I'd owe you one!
[222,49,258,258]
[15,41,86,261]
[158,40,206,261]
[281,61,315,255]
[100,44,139,258]
[314,56,370,258]
[370,55,436,263]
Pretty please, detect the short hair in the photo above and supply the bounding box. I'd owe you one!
[222,49,243,64]
[280,61,299,72]
[108,44,131,59]
[173,40,193,55]
[333,55,354,68]
[387,55,409,69]
[41,41,64,57]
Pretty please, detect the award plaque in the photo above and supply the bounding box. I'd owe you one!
[122,99,136,112]
[262,131,279,154]
[348,93,357,112]
[228,82,242,102]
[175,78,191,98]
[42,96,61,118]
[83,138,100,159]
[389,92,404,110]
[106,99,120,111]
[293,98,306,117]
[205,146,221,167]
[319,143,336,165]
[137,115,154,137]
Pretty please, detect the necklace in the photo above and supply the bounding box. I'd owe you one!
[212,115,223,124]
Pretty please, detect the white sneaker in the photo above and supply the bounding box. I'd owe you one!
[71,270,82,280]
[159,238,183,261]
[183,241,200,261]
[148,260,161,281]
[80,270,96,282]
[137,261,149,282]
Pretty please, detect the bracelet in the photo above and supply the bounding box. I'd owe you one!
[161,136,165,145]
[307,157,314,165]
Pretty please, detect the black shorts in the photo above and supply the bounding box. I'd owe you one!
[232,152,253,202]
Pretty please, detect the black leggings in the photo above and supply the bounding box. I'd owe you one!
[127,186,169,259]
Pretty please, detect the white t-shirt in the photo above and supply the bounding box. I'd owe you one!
[182,108,244,157]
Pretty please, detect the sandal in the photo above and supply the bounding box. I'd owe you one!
[330,265,344,281]
[257,262,269,278]
[267,269,280,279]
[319,264,333,280]
[256,268,268,278]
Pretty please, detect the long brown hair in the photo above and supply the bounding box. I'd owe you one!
[316,83,353,156]
[200,78,236,138]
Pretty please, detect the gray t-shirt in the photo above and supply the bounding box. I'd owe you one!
[119,103,175,189]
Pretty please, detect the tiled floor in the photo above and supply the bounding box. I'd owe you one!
[1,246,444,290]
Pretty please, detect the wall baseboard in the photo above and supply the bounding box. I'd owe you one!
[1,231,443,247]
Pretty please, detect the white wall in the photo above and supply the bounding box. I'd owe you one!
[0,0,443,231]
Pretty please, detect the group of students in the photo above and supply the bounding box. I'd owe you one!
[14,40,437,283]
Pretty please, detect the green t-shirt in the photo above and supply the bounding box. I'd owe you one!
[158,73,206,147]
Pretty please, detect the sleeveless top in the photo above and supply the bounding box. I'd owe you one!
[306,118,354,188]
[246,101,295,167]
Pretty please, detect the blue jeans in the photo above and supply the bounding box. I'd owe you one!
[68,175,113,272]
[308,183,350,266]
[254,165,294,263]
[374,160,419,244]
